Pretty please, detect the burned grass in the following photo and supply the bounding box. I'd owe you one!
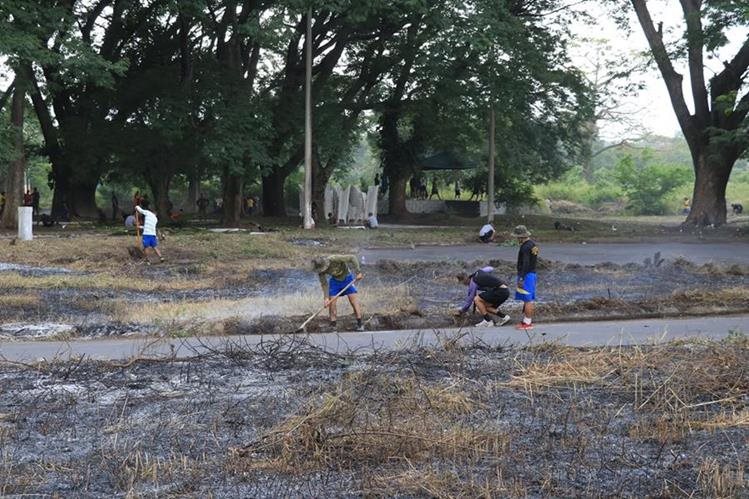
[0,336,746,496]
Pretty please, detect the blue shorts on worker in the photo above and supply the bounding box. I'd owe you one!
[329,273,357,297]
[142,235,158,248]
[516,272,536,302]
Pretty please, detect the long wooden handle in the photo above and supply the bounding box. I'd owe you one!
[297,278,357,331]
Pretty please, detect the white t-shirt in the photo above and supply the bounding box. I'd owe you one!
[479,224,494,237]
[135,206,158,235]
[367,215,379,228]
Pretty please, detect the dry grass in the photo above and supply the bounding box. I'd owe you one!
[110,284,416,324]
[0,293,41,308]
[230,372,507,475]
[697,459,746,498]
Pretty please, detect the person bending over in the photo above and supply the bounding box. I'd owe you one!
[136,201,165,264]
[312,255,364,331]
[455,266,510,327]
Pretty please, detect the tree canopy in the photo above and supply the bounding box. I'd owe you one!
[0,0,596,224]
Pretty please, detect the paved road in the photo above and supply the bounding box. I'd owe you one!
[1,315,745,362]
[361,242,749,265]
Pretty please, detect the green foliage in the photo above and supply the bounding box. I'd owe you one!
[613,156,691,215]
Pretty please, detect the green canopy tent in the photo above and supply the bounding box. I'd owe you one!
[416,151,478,171]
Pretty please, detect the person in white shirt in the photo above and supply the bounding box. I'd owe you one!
[479,223,496,243]
[366,212,378,229]
[135,201,165,264]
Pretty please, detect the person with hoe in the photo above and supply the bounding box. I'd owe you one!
[455,266,511,327]
[312,255,365,331]
[513,225,538,330]
[135,200,165,264]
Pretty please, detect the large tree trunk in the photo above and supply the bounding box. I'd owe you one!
[222,170,242,226]
[388,176,408,218]
[148,173,172,221]
[2,75,26,229]
[50,164,70,219]
[68,177,100,219]
[185,172,199,213]
[311,150,333,224]
[685,149,731,226]
[261,169,287,217]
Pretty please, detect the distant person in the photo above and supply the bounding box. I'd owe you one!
[327,212,336,225]
[197,193,209,215]
[682,197,691,215]
[31,187,40,216]
[135,201,165,264]
[455,267,511,327]
[454,181,461,199]
[365,212,378,229]
[731,203,743,215]
[23,189,33,207]
[429,178,441,200]
[479,223,496,243]
[513,225,538,330]
[125,214,136,229]
[312,255,365,331]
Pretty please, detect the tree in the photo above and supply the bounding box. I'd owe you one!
[629,0,749,226]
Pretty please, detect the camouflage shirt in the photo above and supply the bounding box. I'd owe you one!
[317,255,361,295]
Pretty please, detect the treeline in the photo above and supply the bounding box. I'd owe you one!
[0,0,591,226]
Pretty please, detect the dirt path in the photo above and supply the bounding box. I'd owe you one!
[1,315,745,362]
[361,242,749,265]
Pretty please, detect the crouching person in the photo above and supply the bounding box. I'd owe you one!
[455,266,510,327]
[312,255,364,331]
[135,201,165,264]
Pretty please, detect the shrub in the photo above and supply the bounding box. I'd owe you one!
[613,156,691,215]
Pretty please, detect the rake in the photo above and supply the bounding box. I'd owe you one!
[296,278,358,332]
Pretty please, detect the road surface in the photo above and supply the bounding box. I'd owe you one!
[361,242,749,265]
[1,315,745,362]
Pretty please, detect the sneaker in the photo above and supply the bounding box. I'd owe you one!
[495,315,511,326]
[515,322,534,330]
[475,319,493,328]
[159,257,165,263]
[355,323,365,332]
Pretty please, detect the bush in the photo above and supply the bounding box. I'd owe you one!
[613,156,691,215]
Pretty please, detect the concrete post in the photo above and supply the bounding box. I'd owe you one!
[18,206,32,240]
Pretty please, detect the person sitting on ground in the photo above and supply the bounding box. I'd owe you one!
[327,212,337,225]
[455,266,511,327]
[732,203,743,215]
[514,225,538,330]
[312,255,365,331]
[135,201,165,264]
[478,223,496,243]
[365,212,378,229]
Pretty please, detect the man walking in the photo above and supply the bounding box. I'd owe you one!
[312,255,365,331]
[455,266,511,327]
[513,225,538,330]
[135,201,165,264]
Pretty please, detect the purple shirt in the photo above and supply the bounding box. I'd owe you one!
[460,266,494,312]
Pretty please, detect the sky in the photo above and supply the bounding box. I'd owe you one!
[569,2,749,141]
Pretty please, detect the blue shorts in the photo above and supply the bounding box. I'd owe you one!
[329,273,357,297]
[516,272,537,302]
[142,235,158,248]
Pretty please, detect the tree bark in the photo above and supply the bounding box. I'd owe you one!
[185,172,199,213]
[222,170,242,226]
[685,148,731,227]
[2,74,26,229]
[68,177,100,219]
[147,172,173,221]
[261,169,287,217]
[388,176,408,218]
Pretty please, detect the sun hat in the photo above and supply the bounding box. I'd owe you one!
[512,225,531,238]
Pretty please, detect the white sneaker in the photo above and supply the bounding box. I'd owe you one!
[495,315,511,326]
[474,319,493,328]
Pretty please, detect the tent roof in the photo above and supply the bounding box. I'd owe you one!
[417,151,478,171]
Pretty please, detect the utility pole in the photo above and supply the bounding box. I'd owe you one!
[487,105,495,223]
[303,6,314,229]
